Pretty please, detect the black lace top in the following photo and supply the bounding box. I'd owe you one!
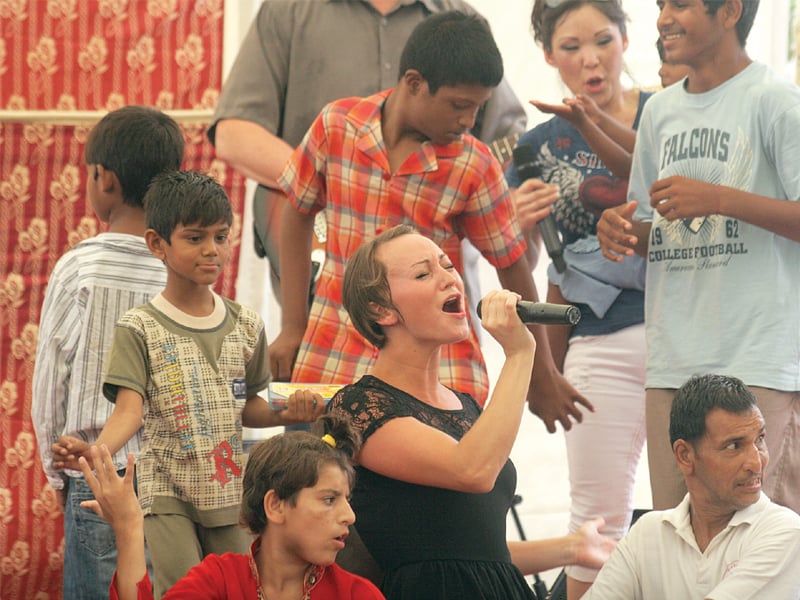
[329,375,535,600]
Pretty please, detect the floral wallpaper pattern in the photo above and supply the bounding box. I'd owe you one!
[0,2,245,597]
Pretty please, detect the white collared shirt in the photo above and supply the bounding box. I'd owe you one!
[585,493,800,600]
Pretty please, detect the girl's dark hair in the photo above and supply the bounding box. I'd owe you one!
[239,414,361,535]
[531,0,628,53]
[144,170,233,243]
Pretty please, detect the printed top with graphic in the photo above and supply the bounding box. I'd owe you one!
[328,375,534,600]
[277,89,527,406]
[103,293,270,524]
[630,62,800,390]
[506,91,653,337]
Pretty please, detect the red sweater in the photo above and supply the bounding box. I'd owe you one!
[110,554,384,600]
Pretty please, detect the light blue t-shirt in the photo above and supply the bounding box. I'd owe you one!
[630,62,800,390]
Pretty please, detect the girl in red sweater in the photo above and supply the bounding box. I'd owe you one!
[78,414,384,600]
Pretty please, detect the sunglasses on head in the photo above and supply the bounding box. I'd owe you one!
[545,0,609,7]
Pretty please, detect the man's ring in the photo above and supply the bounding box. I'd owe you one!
[312,398,318,409]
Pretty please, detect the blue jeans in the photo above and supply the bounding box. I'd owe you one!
[63,470,152,599]
[63,474,119,599]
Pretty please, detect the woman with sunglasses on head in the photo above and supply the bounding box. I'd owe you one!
[505,2,652,598]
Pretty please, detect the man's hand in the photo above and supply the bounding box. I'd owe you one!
[597,202,639,262]
[571,516,617,570]
[268,325,305,381]
[52,435,90,471]
[528,367,594,433]
[650,176,722,221]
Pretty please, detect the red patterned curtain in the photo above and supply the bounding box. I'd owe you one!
[0,2,244,597]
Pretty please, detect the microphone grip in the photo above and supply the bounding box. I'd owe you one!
[476,300,581,326]
[538,214,567,274]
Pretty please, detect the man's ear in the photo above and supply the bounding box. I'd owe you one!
[263,489,286,525]
[673,439,696,476]
[145,229,168,261]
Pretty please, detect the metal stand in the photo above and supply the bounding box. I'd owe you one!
[510,495,550,600]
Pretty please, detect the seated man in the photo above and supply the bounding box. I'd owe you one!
[585,373,800,600]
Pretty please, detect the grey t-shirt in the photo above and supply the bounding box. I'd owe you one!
[208,0,526,147]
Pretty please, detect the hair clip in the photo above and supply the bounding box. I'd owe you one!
[321,434,337,448]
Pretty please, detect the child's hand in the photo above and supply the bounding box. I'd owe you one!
[570,94,602,124]
[597,202,639,262]
[530,98,588,128]
[79,446,143,534]
[281,389,327,425]
[52,435,91,470]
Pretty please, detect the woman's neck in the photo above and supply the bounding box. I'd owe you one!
[370,346,460,408]
[603,87,639,127]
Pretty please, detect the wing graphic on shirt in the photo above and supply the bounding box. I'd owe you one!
[537,142,594,238]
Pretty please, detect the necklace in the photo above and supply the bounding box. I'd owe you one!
[249,540,322,600]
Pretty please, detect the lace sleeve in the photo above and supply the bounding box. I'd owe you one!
[328,378,408,443]
[328,375,481,444]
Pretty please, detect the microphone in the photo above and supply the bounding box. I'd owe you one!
[512,144,567,273]
[476,300,581,326]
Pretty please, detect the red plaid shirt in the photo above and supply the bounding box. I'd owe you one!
[278,89,526,405]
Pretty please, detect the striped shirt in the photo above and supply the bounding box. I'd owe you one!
[278,89,526,404]
[32,233,166,489]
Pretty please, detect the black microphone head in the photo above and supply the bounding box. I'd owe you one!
[512,143,536,165]
[512,144,541,180]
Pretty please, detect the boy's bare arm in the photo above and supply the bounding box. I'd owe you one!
[241,389,326,428]
[495,258,593,433]
[531,97,634,179]
[651,177,800,243]
[269,204,316,381]
[545,282,572,374]
[53,389,143,471]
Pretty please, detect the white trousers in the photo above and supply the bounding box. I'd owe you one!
[562,322,647,583]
